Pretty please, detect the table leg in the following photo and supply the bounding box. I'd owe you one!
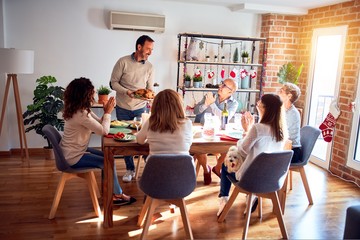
[103,147,114,228]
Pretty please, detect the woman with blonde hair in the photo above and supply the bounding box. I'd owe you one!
[136,89,192,155]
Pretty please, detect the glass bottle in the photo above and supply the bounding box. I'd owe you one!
[221,101,229,130]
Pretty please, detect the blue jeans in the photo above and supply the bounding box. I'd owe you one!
[72,147,122,195]
[219,163,235,197]
[116,106,146,171]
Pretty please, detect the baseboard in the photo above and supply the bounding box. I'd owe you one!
[0,148,49,157]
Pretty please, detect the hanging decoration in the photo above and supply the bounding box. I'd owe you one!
[249,70,257,79]
[239,68,248,79]
[221,68,225,79]
[230,67,238,79]
[194,67,202,77]
[319,99,341,142]
[207,69,215,79]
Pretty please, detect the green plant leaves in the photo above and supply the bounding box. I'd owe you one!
[277,63,304,85]
[23,75,64,148]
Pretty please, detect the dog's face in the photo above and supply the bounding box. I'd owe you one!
[224,146,243,173]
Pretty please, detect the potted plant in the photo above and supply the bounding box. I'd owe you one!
[214,55,218,62]
[193,75,203,88]
[184,74,191,88]
[97,85,111,104]
[241,51,249,63]
[233,47,239,63]
[277,62,304,85]
[205,55,210,62]
[23,75,64,158]
[221,56,226,63]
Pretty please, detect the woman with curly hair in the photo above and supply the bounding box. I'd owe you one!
[61,77,135,205]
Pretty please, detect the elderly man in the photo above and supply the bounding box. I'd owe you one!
[193,78,238,185]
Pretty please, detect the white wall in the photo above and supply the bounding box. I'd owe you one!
[0,0,260,150]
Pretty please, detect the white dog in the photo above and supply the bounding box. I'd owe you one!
[224,146,244,173]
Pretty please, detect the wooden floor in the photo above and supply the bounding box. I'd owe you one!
[0,155,359,240]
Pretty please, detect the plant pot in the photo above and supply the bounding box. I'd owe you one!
[193,82,201,88]
[242,57,248,64]
[184,81,191,88]
[241,76,250,89]
[98,94,109,104]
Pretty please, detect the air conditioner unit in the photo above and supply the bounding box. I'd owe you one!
[110,11,165,33]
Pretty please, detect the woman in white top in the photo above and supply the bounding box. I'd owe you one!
[217,93,287,216]
[60,77,135,205]
[136,89,193,155]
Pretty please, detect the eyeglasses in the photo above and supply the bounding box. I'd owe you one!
[220,81,233,91]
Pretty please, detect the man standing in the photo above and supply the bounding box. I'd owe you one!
[193,78,238,185]
[110,35,154,182]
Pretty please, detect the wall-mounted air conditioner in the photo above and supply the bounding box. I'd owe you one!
[110,11,165,33]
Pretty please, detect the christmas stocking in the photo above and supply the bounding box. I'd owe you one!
[319,100,341,142]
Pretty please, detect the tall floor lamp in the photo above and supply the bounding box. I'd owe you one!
[0,48,34,166]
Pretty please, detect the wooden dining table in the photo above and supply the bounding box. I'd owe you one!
[101,126,237,228]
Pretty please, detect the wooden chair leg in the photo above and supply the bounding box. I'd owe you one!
[174,199,194,240]
[242,193,253,240]
[140,198,159,240]
[269,192,288,239]
[299,167,313,205]
[135,155,143,180]
[84,172,101,217]
[218,187,241,222]
[290,170,293,190]
[278,172,289,214]
[138,195,151,227]
[48,173,73,219]
[90,171,101,198]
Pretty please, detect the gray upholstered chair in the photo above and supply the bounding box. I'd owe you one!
[289,125,321,205]
[343,205,360,239]
[42,125,101,219]
[217,150,294,240]
[138,154,196,240]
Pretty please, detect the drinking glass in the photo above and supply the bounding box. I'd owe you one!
[133,116,142,132]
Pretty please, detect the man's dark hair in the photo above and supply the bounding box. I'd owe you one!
[135,35,154,50]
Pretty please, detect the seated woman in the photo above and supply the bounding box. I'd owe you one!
[136,89,193,155]
[60,77,135,205]
[278,82,302,163]
[217,94,288,216]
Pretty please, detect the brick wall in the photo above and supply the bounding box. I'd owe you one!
[260,0,360,186]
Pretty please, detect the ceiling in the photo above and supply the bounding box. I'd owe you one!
[162,0,351,15]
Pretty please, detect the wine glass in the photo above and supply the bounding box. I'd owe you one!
[133,116,142,132]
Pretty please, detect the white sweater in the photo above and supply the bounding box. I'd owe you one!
[235,123,285,180]
[60,110,111,165]
[136,119,193,155]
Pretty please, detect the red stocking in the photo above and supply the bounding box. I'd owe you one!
[319,100,340,142]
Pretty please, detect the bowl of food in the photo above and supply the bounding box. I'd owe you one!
[110,120,130,128]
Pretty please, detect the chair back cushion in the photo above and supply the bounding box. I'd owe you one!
[238,150,293,194]
[42,125,71,172]
[295,125,321,167]
[139,154,196,199]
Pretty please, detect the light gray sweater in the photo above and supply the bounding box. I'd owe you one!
[60,110,111,165]
[110,54,154,110]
